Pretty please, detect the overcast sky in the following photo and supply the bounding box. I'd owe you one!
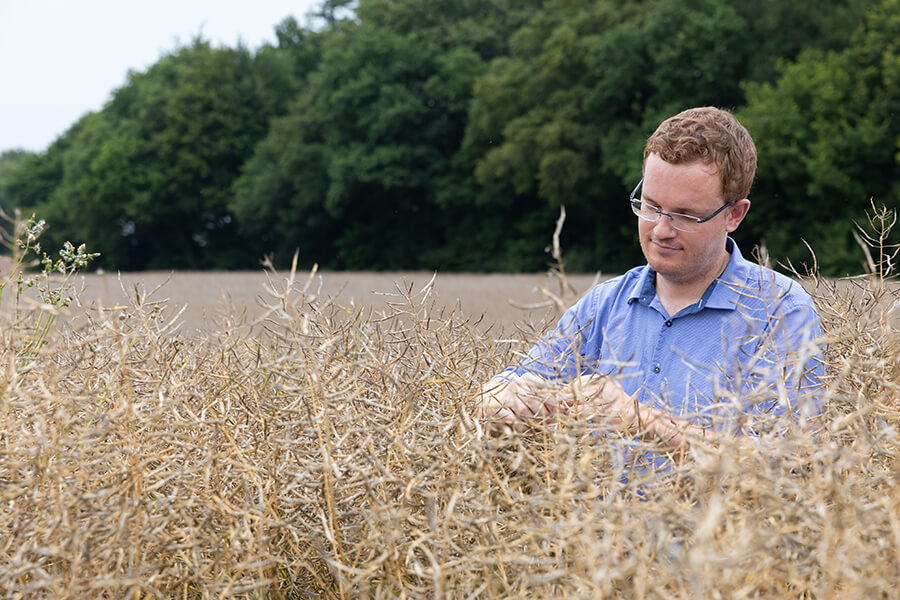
[0,0,322,154]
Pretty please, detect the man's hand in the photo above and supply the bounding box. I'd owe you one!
[476,373,704,451]
[476,373,634,433]
[561,374,636,428]
[572,375,710,451]
[476,373,563,432]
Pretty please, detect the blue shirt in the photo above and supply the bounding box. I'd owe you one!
[504,238,823,435]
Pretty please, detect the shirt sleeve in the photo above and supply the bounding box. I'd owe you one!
[739,289,824,424]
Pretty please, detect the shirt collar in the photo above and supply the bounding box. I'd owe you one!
[627,237,750,311]
[705,237,752,310]
[628,265,656,306]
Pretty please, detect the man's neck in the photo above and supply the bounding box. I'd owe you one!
[655,251,730,317]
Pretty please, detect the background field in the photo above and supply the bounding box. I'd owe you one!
[60,269,606,335]
[59,268,898,335]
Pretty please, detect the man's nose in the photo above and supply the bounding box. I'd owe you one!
[652,215,677,237]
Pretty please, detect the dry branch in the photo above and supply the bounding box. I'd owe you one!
[0,225,898,599]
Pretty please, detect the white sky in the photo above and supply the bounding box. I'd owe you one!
[0,0,322,154]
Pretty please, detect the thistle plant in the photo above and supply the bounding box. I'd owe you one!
[0,209,99,359]
[0,209,45,310]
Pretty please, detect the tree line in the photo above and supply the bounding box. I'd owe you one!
[1,0,897,275]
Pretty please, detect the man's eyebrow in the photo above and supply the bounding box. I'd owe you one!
[641,192,701,216]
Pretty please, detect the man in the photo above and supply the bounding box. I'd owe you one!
[476,107,823,462]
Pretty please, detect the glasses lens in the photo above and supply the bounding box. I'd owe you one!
[632,199,665,223]
[631,198,701,233]
[630,198,646,218]
[670,215,699,233]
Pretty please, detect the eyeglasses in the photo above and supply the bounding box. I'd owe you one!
[629,178,732,233]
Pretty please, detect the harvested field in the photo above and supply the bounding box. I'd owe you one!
[1,255,898,598]
[60,269,606,335]
[59,268,899,334]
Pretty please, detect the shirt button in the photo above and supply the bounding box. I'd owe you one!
[653,365,660,374]
[665,320,672,327]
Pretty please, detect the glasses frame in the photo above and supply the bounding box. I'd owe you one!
[629,178,733,233]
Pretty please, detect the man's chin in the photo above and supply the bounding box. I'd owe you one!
[646,257,689,281]
[645,251,680,271]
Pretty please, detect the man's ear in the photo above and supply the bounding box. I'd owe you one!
[725,198,750,232]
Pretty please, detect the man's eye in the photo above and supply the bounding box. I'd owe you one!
[673,214,695,222]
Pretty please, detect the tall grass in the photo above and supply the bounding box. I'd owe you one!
[0,211,897,599]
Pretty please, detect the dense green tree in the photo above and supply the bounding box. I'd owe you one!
[34,111,136,267]
[357,0,543,59]
[466,0,755,272]
[31,40,289,270]
[729,0,871,83]
[0,149,34,248]
[253,16,327,117]
[311,0,359,25]
[233,24,456,268]
[739,0,900,275]
[1,122,92,255]
[3,136,74,215]
[0,150,30,183]
[463,0,873,273]
[232,0,551,271]
[2,0,881,274]
[0,149,32,213]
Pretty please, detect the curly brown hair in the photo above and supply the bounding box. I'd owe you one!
[643,107,757,202]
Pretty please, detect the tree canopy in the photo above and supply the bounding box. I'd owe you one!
[2,0,893,275]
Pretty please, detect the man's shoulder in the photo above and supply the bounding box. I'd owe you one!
[734,256,817,311]
[563,266,648,322]
[583,265,648,300]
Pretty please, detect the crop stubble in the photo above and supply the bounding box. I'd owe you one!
[0,264,897,599]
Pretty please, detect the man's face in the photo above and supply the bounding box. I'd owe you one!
[638,153,747,287]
